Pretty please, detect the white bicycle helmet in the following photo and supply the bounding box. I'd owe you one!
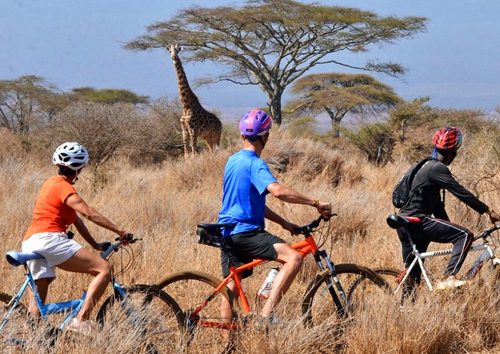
[52,142,89,171]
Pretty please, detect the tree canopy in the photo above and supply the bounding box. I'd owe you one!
[71,87,149,105]
[0,75,68,134]
[127,0,426,124]
[287,72,402,137]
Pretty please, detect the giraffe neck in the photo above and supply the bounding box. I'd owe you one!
[172,54,200,109]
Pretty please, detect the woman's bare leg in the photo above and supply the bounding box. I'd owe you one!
[58,248,112,321]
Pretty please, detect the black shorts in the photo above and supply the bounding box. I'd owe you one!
[220,229,286,278]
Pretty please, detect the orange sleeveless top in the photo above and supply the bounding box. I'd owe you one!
[24,176,77,240]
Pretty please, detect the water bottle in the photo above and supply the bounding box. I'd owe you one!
[257,268,279,299]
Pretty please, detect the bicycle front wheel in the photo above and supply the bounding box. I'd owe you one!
[97,284,184,353]
[157,271,236,353]
[301,264,390,327]
[348,267,401,302]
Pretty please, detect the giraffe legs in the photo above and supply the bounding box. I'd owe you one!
[181,118,190,159]
[204,133,216,153]
[189,127,198,156]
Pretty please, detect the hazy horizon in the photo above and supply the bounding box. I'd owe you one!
[2,1,500,116]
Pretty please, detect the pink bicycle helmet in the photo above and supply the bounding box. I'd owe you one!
[239,109,273,137]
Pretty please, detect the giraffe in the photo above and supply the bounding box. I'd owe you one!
[169,43,222,158]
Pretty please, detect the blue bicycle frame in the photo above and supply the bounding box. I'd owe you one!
[1,242,128,333]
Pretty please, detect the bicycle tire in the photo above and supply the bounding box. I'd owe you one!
[0,292,36,348]
[481,263,500,292]
[301,263,391,327]
[97,284,185,353]
[347,267,401,302]
[157,271,237,353]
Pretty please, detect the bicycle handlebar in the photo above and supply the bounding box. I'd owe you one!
[294,214,337,236]
[100,237,142,259]
[474,223,500,241]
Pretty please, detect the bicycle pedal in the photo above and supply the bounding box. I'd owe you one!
[240,313,255,326]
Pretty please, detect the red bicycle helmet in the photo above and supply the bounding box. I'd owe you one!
[432,127,463,151]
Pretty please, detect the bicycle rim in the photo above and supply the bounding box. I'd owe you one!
[157,271,237,353]
[301,264,390,327]
[96,284,184,353]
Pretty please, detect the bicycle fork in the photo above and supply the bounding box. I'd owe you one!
[314,250,349,317]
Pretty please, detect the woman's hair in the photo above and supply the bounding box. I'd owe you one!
[58,165,78,177]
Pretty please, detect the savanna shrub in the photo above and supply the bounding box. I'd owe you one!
[47,101,139,167]
[345,123,395,166]
[127,98,183,165]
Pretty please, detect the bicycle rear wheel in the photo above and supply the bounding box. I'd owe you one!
[157,271,236,353]
[301,264,390,327]
[97,284,184,353]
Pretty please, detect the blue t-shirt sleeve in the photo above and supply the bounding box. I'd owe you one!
[250,159,277,195]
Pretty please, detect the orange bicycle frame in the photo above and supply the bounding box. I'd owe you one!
[189,235,321,330]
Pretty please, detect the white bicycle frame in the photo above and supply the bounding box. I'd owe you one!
[395,241,499,293]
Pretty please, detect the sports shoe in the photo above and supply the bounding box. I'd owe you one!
[253,313,279,333]
[435,276,466,291]
[65,318,94,336]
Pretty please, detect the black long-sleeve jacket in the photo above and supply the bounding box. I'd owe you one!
[399,159,489,219]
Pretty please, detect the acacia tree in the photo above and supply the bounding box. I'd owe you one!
[0,75,68,133]
[71,87,149,106]
[127,0,426,125]
[287,73,402,137]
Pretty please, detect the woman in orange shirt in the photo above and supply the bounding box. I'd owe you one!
[22,142,132,333]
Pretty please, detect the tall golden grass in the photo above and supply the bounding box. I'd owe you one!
[0,129,498,353]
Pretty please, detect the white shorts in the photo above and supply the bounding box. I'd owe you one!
[21,232,82,280]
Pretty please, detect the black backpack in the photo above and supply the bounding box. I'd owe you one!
[392,157,430,209]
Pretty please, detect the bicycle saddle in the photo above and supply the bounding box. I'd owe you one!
[386,214,421,229]
[197,223,236,233]
[196,223,235,248]
[6,251,44,267]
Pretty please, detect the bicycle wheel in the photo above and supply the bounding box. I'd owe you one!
[301,264,390,327]
[157,271,236,353]
[97,284,184,353]
[0,292,34,347]
[348,267,401,302]
[478,263,500,291]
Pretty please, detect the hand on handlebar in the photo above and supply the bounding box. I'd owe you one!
[315,201,332,220]
[488,210,499,224]
[118,232,134,244]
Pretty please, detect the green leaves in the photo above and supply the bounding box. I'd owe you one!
[287,72,401,137]
[126,0,426,124]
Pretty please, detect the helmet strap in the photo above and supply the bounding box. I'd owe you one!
[431,147,438,159]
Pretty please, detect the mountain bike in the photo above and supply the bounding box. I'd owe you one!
[349,215,500,300]
[0,236,184,352]
[157,215,390,352]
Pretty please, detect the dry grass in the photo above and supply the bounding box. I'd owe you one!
[0,129,498,353]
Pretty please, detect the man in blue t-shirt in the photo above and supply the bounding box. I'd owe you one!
[218,109,332,323]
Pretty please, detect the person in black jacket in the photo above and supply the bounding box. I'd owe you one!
[398,127,499,291]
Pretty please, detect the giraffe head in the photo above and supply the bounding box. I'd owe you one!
[169,43,182,59]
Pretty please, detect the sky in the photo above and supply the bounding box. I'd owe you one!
[2,0,500,120]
